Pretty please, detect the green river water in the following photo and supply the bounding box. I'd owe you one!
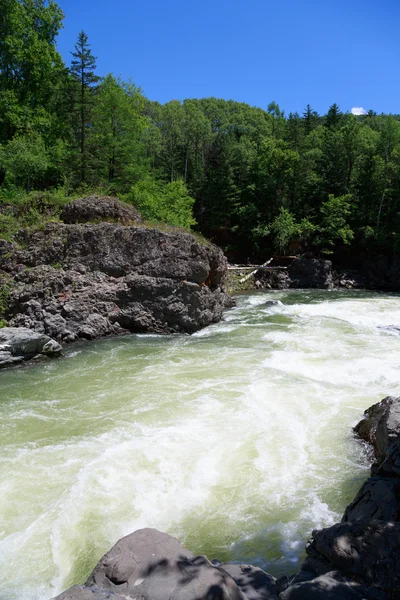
[1,289,399,599]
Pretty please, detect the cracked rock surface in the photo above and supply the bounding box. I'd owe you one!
[0,217,233,342]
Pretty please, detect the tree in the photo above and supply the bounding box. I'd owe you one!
[302,104,319,134]
[0,132,50,190]
[91,74,148,188]
[0,0,65,143]
[271,207,298,254]
[319,194,354,248]
[126,177,196,228]
[69,30,100,183]
[325,103,342,129]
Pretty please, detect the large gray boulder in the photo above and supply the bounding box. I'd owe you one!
[1,221,233,341]
[53,529,248,600]
[0,326,62,368]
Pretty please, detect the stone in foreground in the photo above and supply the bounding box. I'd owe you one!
[0,327,62,368]
[53,528,249,600]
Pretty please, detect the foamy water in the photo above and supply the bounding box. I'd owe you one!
[0,290,399,599]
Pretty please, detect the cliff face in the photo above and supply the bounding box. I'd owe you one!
[0,221,233,342]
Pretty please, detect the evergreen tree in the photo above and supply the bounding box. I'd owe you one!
[302,104,318,134]
[70,30,100,183]
[325,103,342,129]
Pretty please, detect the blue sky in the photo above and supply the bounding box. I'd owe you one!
[56,0,400,116]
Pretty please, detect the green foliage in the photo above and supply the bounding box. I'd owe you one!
[91,74,148,189]
[271,208,298,254]
[319,194,354,247]
[0,281,12,322]
[0,132,50,189]
[125,178,196,229]
[0,0,65,143]
[0,186,71,240]
[1,0,400,260]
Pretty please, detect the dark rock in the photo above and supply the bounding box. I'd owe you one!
[342,477,400,522]
[254,269,291,290]
[61,196,142,225]
[220,563,277,599]
[254,258,332,290]
[303,521,399,596]
[354,396,400,469]
[53,528,248,600]
[288,257,333,289]
[1,222,232,341]
[332,270,367,289]
[0,326,62,368]
[263,300,283,308]
[53,586,127,599]
[279,570,387,600]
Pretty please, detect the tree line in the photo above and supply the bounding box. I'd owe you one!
[1,0,400,262]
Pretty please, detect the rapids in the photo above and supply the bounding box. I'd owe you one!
[1,289,399,600]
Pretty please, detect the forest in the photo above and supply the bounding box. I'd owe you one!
[1,0,400,262]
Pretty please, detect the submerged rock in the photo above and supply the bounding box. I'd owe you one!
[0,326,62,368]
[263,300,283,308]
[1,215,233,341]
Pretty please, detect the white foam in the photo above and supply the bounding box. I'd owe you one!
[0,290,391,598]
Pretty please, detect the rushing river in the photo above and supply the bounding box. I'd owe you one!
[1,289,399,599]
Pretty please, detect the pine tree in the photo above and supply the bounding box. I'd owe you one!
[302,104,318,134]
[70,30,100,183]
[325,103,342,129]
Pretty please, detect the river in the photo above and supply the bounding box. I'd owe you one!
[1,289,399,600]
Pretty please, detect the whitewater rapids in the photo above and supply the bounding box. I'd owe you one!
[1,290,399,600]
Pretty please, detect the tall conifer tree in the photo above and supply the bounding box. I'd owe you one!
[70,31,99,183]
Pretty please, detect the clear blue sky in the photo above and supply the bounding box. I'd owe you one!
[56,0,400,116]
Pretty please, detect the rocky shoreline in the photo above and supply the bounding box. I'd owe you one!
[228,256,400,293]
[54,396,400,600]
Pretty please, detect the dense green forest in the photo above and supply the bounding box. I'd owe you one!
[1,0,400,262]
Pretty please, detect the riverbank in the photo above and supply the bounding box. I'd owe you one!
[227,255,400,294]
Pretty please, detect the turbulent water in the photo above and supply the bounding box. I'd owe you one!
[1,290,400,599]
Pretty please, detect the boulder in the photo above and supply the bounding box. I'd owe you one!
[279,570,387,600]
[1,222,233,341]
[61,196,142,224]
[263,300,283,308]
[0,326,62,368]
[220,563,277,599]
[53,529,248,600]
[353,396,400,470]
[288,257,333,289]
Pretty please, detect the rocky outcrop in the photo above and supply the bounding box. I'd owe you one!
[287,397,400,599]
[0,326,62,368]
[53,528,277,600]
[52,396,400,600]
[0,214,232,341]
[60,195,142,224]
[254,257,333,290]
